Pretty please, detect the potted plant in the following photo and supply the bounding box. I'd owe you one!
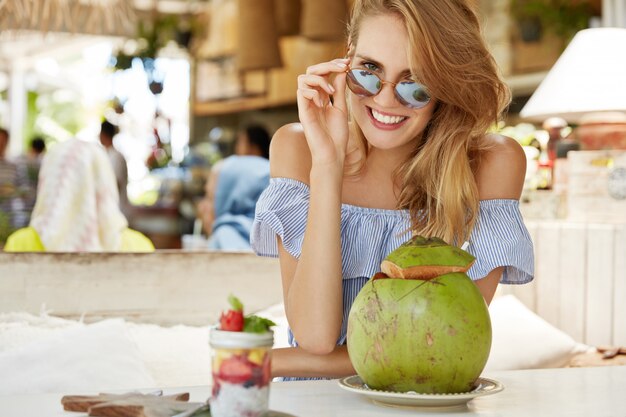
[112,13,189,95]
[511,0,593,43]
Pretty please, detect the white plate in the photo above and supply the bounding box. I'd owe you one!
[338,375,504,409]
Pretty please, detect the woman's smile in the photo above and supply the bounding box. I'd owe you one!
[367,106,409,130]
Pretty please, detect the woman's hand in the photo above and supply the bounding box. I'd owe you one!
[297,58,350,168]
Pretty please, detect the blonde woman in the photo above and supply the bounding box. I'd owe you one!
[5,139,153,252]
[252,0,534,379]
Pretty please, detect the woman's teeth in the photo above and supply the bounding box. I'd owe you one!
[371,108,407,125]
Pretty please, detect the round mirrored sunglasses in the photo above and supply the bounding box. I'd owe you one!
[345,67,431,109]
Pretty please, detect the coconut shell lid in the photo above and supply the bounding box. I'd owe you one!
[380,236,475,280]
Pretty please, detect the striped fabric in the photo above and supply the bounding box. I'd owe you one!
[0,160,18,230]
[251,177,534,376]
[29,139,128,251]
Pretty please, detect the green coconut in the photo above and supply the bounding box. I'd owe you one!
[380,236,476,279]
[346,236,491,394]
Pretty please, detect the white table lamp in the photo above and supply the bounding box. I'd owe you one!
[520,28,626,124]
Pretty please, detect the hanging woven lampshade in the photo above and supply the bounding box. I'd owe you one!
[196,0,239,59]
[300,0,348,41]
[274,0,301,36]
[237,0,282,72]
[0,0,135,37]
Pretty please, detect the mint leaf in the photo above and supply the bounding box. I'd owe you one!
[243,315,276,333]
[228,294,243,312]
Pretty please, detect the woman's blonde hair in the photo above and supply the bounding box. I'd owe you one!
[346,0,510,244]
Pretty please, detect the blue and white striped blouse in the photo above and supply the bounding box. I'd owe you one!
[251,177,534,350]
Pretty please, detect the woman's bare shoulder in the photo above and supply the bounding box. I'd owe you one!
[270,123,312,185]
[475,133,526,200]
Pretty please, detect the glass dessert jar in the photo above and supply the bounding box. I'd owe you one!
[209,327,274,417]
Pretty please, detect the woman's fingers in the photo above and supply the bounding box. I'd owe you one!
[297,74,334,96]
[298,73,335,108]
[300,88,325,108]
[305,58,350,76]
[297,58,350,110]
[330,72,348,115]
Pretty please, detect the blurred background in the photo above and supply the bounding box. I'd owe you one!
[0,0,624,249]
[0,1,625,392]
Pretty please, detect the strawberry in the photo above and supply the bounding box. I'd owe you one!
[217,294,276,333]
[219,356,253,384]
[219,294,244,331]
[219,309,244,331]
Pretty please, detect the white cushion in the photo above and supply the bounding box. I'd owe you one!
[0,295,588,394]
[0,319,155,394]
[255,303,290,349]
[125,322,212,387]
[255,299,591,371]
[485,295,590,371]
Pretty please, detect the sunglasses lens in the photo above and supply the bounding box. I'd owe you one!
[347,69,382,97]
[395,81,431,109]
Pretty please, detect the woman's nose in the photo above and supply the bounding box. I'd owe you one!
[373,82,400,108]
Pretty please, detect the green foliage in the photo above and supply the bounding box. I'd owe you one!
[243,315,277,334]
[511,0,593,42]
[0,210,14,245]
[23,90,86,148]
[23,91,39,150]
[493,121,539,147]
[228,294,244,312]
[113,14,181,71]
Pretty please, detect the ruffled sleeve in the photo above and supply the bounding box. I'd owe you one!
[466,199,534,284]
[251,178,310,259]
[251,177,412,281]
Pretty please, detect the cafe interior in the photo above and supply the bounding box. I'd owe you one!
[0,0,625,416]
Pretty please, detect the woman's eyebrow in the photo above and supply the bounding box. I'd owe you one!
[354,54,412,78]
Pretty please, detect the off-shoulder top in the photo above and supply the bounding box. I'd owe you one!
[251,177,534,349]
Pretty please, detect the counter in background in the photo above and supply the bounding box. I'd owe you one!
[0,251,282,326]
[501,219,626,347]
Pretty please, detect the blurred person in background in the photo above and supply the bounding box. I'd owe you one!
[29,137,46,157]
[234,124,271,159]
[0,127,19,243]
[99,120,130,216]
[4,139,154,252]
[0,128,17,192]
[542,117,568,161]
[0,128,16,192]
[15,137,47,226]
[197,125,271,250]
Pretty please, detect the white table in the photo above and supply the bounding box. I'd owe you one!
[2,366,625,417]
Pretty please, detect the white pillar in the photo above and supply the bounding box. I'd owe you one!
[617,0,626,27]
[603,0,613,27]
[604,0,626,28]
[7,67,26,158]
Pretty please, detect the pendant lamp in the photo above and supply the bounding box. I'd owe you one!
[274,0,302,36]
[237,0,283,72]
[301,0,349,41]
[0,0,135,37]
[196,0,239,59]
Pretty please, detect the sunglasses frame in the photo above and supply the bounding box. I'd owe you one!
[345,65,431,109]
